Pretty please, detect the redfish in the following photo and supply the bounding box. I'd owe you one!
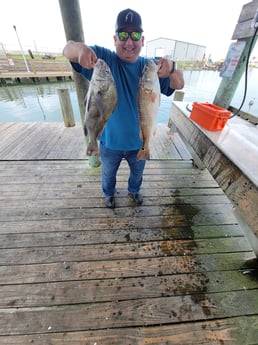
[137,60,161,160]
[84,59,117,156]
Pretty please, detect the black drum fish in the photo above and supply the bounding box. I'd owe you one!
[84,59,117,156]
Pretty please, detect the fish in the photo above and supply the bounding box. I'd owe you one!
[137,60,161,160]
[84,58,117,156]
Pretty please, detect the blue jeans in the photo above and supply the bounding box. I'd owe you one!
[99,142,146,197]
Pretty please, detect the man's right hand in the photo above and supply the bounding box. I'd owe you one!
[63,41,97,69]
[78,45,97,69]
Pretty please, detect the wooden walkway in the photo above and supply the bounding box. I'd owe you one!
[0,57,73,84]
[0,122,257,344]
[0,122,191,161]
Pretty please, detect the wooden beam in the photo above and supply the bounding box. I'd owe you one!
[213,36,257,109]
[57,88,76,127]
[213,0,258,109]
[58,0,89,123]
[232,0,258,39]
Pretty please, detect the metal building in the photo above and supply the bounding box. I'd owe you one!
[145,37,206,62]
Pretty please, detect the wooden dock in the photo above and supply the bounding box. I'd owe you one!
[0,121,257,344]
[0,58,73,84]
[170,101,258,254]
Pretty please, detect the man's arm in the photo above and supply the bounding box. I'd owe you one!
[63,40,97,69]
[169,69,184,89]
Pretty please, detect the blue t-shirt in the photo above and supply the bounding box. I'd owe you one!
[71,45,174,151]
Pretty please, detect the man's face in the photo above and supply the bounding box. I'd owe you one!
[114,28,144,63]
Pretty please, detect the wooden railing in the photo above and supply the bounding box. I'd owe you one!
[0,58,72,74]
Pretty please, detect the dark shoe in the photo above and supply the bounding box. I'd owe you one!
[129,193,143,205]
[105,196,115,209]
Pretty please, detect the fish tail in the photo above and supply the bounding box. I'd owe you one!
[137,147,150,160]
[86,142,99,156]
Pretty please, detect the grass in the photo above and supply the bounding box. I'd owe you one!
[7,53,66,61]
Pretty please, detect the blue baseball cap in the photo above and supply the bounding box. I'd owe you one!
[115,9,143,32]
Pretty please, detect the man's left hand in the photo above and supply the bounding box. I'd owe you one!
[156,58,173,78]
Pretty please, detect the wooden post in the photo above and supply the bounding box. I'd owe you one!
[58,0,88,122]
[168,91,185,128]
[57,88,75,127]
[58,0,101,167]
[173,91,185,101]
[213,36,257,109]
[213,0,258,109]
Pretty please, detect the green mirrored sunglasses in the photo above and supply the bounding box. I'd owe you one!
[117,31,142,41]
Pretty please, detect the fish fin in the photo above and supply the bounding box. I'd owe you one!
[137,148,150,160]
[86,141,99,156]
[85,85,93,112]
[150,91,159,103]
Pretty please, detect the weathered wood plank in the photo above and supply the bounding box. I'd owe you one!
[0,290,257,335]
[0,251,254,285]
[0,189,226,203]
[0,162,215,180]
[0,179,220,192]
[232,18,258,40]
[0,203,238,223]
[0,122,37,157]
[0,122,85,160]
[0,194,231,208]
[0,164,203,177]
[7,123,65,159]
[0,122,190,160]
[0,315,257,345]
[0,215,239,234]
[232,0,258,39]
[0,222,243,249]
[0,122,18,139]
[0,237,251,265]
[46,125,86,159]
[0,158,194,169]
[0,174,220,185]
[150,124,181,159]
[172,131,192,160]
[1,270,257,309]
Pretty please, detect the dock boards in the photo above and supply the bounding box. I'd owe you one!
[0,159,257,343]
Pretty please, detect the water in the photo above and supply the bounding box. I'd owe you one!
[0,82,80,122]
[1,69,257,123]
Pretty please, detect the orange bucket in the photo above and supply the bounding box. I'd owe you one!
[190,102,231,131]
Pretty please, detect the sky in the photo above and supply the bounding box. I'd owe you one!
[0,0,257,61]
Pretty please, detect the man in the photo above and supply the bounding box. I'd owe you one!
[63,8,184,209]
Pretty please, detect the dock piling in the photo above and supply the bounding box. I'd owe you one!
[168,91,185,129]
[57,87,75,127]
